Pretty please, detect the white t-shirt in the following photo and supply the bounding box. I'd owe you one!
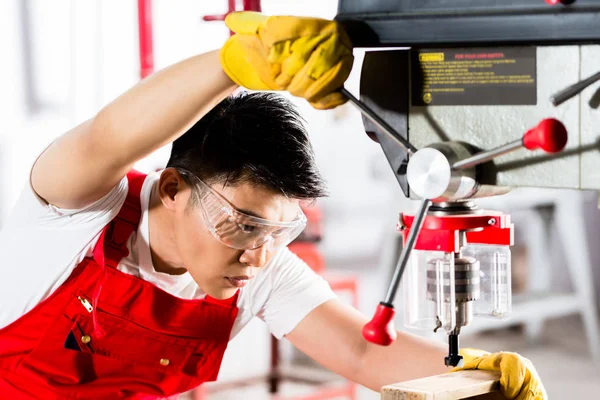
[0,172,336,340]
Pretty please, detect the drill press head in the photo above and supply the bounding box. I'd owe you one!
[400,201,513,366]
[426,255,480,366]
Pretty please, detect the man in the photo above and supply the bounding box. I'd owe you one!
[0,11,545,400]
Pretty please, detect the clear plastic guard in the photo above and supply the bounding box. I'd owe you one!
[435,258,457,332]
[461,244,512,319]
[402,250,457,332]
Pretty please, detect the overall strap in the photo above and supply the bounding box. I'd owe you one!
[93,170,146,268]
[89,170,147,338]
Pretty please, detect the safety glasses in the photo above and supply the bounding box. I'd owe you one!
[178,169,307,252]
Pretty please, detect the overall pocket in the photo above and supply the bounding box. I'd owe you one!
[18,294,213,397]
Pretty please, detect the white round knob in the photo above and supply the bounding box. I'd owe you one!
[406,148,452,200]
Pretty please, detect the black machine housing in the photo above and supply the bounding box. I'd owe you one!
[335,0,600,197]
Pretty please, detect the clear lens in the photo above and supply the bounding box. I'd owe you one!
[182,169,307,251]
[211,211,301,250]
[460,244,511,319]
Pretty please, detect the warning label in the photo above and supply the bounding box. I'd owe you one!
[411,47,536,106]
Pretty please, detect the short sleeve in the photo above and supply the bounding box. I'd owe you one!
[253,248,337,339]
[0,176,128,329]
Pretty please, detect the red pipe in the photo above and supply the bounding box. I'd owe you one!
[139,0,263,79]
[137,0,154,79]
[242,0,261,12]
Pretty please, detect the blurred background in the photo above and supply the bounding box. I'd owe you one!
[2,0,600,398]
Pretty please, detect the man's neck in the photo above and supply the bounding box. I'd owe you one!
[147,184,188,276]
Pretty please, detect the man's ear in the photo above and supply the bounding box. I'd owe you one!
[157,168,189,211]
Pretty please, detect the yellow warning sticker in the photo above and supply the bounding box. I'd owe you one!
[412,47,536,106]
[419,53,445,62]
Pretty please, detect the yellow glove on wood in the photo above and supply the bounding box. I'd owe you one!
[220,12,354,110]
[452,348,548,400]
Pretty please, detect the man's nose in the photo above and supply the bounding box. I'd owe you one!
[239,242,270,268]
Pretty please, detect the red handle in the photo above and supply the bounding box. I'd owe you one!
[522,118,568,153]
[362,304,397,346]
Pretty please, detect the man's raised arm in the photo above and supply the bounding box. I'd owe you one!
[32,50,236,209]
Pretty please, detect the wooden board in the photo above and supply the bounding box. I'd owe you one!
[381,370,505,400]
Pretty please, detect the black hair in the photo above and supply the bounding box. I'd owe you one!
[166,92,327,199]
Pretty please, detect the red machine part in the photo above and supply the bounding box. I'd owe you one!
[545,0,572,4]
[362,304,397,346]
[522,118,568,153]
[400,211,514,253]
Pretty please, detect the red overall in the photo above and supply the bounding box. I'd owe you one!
[0,171,239,399]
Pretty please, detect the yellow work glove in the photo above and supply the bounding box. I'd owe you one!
[220,12,354,110]
[452,348,547,400]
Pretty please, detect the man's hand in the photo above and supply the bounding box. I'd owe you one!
[453,348,547,400]
[220,12,354,110]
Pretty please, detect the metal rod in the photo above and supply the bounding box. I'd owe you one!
[452,139,522,170]
[551,70,600,107]
[384,198,432,304]
[341,88,417,154]
[445,333,463,367]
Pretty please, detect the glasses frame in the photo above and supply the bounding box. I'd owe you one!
[176,168,307,250]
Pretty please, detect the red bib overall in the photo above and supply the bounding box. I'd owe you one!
[0,171,239,399]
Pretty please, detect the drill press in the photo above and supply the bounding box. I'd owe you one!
[349,91,567,365]
[336,0,600,368]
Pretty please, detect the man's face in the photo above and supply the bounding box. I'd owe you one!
[172,176,302,300]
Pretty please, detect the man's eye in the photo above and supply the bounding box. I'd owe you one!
[238,224,256,234]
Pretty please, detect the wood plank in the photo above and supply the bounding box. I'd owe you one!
[381,370,505,400]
